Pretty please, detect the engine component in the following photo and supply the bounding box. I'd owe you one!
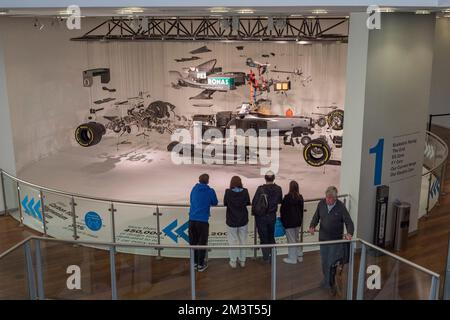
[327,109,344,131]
[216,111,233,127]
[75,122,106,147]
[316,117,327,127]
[83,68,110,87]
[300,135,312,146]
[303,138,331,167]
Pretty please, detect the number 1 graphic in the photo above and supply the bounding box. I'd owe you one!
[369,138,384,186]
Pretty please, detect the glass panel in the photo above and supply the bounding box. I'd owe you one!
[42,191,76,240]
[38,239,112,299]
[303,200,320,253]
[115,245,191,299]
[0,245,29,299]
[362,248,433,300]
[195,247,271,300]
[114,203,158,256]
[18,182,45,233]
[73,197,113,245]
[2,174,19,220]
[277,242,349,300]
[158,206,192,258]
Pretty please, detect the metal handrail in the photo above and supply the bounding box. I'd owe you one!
[359,239,441,279]
[0,235,440,280]
[423,130,448,176]
[0,169,348,207]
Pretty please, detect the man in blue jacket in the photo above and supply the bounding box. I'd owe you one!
[189,173,218,272]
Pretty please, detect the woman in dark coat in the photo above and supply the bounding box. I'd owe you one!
[224,176,251,268]
[280,180,304,264]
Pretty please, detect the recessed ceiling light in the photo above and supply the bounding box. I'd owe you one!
[290,14,303,17]
[210,7,229,13]
[297,40,311,45]
[415,10,430,15]
[312,9,328,15]
[307,16,316,19]
[377,7,395,13]
[117,7,144,15]
[237,9,254,14]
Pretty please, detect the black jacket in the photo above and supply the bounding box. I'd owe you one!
[280,193,304,229]
[251,183,283,217]
[309,199,354,241]
[224,187,251,227]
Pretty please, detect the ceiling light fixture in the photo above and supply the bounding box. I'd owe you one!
[297,40,311,45]
[237,9,254,14]
[443,8,450,13]
[377,7,395,13]
[117,7,144,15]
[0,9,9,15]
[210,7,229,13]
[312,9,328,15]
[415,10,430,15]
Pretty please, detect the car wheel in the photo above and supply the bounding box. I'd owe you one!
[75,122,106,147]
[303,139,331,167]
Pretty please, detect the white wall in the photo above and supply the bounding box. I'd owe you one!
[0,21,16,212]
[428,17,450,129]
[0,17,92,172]
[341,13,435,242]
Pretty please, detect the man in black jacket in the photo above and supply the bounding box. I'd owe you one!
[309,186,354,291]
[252,172,283,262]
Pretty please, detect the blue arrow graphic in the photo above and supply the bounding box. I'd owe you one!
[21,195,29,214]
[175,221,190,243]
[163,219,179,243]
[33,200,42,220]
[27,197,35,218]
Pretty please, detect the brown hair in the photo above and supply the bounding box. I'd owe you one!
[199,173,209,184]
[289,180,301,199]
[230,176,243,189]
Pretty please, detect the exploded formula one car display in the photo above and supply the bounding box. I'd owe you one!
[169,102,344,167]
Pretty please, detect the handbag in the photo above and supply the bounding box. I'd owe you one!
[274,217,286,237]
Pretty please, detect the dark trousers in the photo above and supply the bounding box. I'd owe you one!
[189,220,209,266]
[255,215,276,261]
[320,243,344,288]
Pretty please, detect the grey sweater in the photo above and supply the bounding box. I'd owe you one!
[309,199,354,241]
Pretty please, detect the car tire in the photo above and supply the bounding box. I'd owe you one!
[75,122,106,147]
[316,117,327,127]
[303,138,331,167]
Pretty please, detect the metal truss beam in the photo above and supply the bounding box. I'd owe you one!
[71,16,348,42]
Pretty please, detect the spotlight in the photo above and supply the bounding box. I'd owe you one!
[415,10,430,15]
[297,40,311,45]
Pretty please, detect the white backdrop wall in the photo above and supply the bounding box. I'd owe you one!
[86,41,347,120]
[0,17,347,173]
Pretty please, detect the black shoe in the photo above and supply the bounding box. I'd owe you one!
[197,264,208,272]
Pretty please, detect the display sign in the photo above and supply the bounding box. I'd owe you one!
[207,76,235,88]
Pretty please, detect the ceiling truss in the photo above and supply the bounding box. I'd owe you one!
[71,16,349,42]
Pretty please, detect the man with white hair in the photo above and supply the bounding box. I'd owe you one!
[309,186,354,294]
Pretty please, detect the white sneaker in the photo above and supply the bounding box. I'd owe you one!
[229,260,237,268]
[297,257,304,263]
[239,261,246,268]
[283,258,297,264]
